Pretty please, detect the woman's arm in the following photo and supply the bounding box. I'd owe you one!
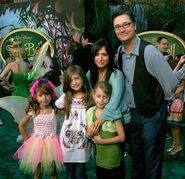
[173,55,185,72]
[19,115,32,141]
[0,63,11,80]
[92,120,125,144]
[101,70,126,120]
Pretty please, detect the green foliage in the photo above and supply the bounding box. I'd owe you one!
[147,2,185,39]
[85,0,112,39]
[86,1,185,41]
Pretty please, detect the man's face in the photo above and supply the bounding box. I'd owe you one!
[113,14,136,44]
[156,38,168,53]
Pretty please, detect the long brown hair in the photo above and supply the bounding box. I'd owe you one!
[62,65,93,118]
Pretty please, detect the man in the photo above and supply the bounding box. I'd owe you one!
[156,36,177,68]
[112,10,178,179]
[156,36,169,55]
[72,32,95,73]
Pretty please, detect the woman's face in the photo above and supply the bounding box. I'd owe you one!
[94,47,109,69]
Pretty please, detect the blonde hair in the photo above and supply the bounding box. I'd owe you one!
[11,44,28,73]
[94,81,112,98]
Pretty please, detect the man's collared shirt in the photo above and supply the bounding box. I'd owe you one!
[119,35,178,108]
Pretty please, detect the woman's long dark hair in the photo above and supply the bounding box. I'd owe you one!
[89,38,117,87]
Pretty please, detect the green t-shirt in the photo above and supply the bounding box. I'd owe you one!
[86,106,122,169]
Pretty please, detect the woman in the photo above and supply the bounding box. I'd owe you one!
[87,38,130,124]
[167,54,185,155]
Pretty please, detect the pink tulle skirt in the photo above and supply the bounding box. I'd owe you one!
[14,135,64,174]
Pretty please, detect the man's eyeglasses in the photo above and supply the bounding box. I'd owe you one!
[114,22,133,31]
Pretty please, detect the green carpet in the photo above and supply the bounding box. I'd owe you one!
[0,109,185,179]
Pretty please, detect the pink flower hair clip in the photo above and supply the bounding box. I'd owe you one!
[30,78,56,98]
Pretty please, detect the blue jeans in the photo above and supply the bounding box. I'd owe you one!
[65,163,87,179]
[130,103,167,179]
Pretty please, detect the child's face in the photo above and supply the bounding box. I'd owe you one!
[93,87,110,109]
[70,73,84,92]
[35,91,52,107]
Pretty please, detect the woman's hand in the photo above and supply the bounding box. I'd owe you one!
[174,55,185,72]
[178,55,185,64]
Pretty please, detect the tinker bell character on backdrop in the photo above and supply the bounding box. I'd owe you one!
[14,78,64,178]
[55,65,93,179]
[0,42,30,126]
[0,40,54,98]
[0,41,30,97]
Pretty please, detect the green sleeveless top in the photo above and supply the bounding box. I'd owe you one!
[11,73,29,97]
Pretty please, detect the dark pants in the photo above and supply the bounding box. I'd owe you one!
[96,165,123,179]
[120,122,131,179]
[65,163,87,179]
[130,103,167,179]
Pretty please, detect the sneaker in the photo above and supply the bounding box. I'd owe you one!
[0,119,3,125]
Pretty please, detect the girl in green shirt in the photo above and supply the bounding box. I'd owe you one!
[86,81,125,179]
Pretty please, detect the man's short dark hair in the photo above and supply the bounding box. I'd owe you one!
[156,36,168,43]
[112,10,136,23]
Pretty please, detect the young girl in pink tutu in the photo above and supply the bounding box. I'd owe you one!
[14,78,64,178]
